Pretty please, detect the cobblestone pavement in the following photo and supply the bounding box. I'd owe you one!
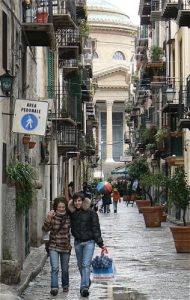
[21,202,190,300]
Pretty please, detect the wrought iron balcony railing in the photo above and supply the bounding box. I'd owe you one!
[162,0,179,19]
[56,29,80,47]
[177,0,190,27]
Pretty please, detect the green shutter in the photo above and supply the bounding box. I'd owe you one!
[48,49,55,99]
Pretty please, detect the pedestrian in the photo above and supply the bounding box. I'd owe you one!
[68,192,107,297]
[112,188,121,213]
[102,193,111,213]
[82,182,92,199]
[42,197,71,296]
[68,181,74,200]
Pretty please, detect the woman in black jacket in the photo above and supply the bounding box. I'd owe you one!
[68,192,107,297]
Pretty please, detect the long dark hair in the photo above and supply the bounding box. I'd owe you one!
[53,197,68,212]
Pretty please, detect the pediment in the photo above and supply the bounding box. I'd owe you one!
[93,65,130,88]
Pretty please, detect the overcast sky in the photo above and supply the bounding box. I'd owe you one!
[107,0,140,25]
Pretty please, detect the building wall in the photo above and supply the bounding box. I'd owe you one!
[89,22,136,167]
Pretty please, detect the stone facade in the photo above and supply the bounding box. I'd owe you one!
[87,0,137,177]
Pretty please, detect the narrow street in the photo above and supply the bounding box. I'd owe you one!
[21,202,190,300]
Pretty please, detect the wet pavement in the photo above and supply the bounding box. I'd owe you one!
[21,202,190,300]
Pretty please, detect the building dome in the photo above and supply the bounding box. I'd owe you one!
[87,0,132,27]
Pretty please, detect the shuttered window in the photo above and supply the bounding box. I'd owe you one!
[48,49,55,99]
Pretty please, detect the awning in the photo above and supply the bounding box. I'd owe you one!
[111,167,128,175]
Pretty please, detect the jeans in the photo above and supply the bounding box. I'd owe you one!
[113,201,118,212]
[74,239,95,291]
[103,203,110,213]
[49,250,70,289]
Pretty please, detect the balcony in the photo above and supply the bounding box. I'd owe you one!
[136,26,149,47]
[52,0,77,29]
[48,91,78,125]
[177,0,190,27]
[163,131,184,166]
[139,0,151,16]
[150,0,162,21]
[76,0,87,20]
[162,0,179,19]
[57,125,79,156]
[162,84,185,114]
[59,59,79,78]
[22,0,55,48]
[140,15,151,25]
[56,29,80,59]
[163,131,183,156]
[178,75,190,129]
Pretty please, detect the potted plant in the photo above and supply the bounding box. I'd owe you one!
[139,172,168,227]
[6,160,37,214]
[150,45,164,62]
[128,157,151,211]
[154,129,167,147]
[168,168,190,253]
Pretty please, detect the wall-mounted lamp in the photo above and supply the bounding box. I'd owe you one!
[166,84,175,103]
[0,70,15,96]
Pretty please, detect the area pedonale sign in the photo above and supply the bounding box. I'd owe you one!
[12,99,48,136]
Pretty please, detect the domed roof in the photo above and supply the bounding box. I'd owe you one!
[87,0,131,27]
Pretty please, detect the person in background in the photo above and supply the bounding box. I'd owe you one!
[102,193,112,213]
[82,182,92,199]
[112,188,121,213]
[68,181,74,200]
[68,192,107,297]
[42,197,71,296]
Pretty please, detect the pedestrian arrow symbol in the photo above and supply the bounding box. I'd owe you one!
[21,114,38,131]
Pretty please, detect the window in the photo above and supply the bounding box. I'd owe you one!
[2,11,8,70]
[93,52,98,59]
[113,51,125,60]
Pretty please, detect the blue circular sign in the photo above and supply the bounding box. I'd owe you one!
[21,114,38,131]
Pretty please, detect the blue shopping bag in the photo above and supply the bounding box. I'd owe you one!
[91,254,116,281]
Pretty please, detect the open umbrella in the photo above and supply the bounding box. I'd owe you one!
[96,181,112,194]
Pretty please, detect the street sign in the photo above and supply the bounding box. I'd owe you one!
[120,156,133,162]
[12,99,48,136]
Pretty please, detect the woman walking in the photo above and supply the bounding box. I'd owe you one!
[68,192,107,297]
[112,188,121,213]
[42,197,71,296]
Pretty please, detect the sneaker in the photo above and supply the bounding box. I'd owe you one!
[63,287,69,292]
[50,288,58,296]
[80,288,89,297]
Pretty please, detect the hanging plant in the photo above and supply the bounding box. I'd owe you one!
[6,161,37,214]
[79,19,89,37]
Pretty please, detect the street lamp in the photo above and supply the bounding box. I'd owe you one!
[166,84,175,103]
[0,70,15,96]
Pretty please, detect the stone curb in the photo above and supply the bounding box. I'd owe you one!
[16,253,47,296]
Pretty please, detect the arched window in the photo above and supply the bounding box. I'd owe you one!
[93,52,98,59]
[113,51,125,60]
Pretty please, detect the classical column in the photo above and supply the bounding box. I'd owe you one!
[106,101,114,162]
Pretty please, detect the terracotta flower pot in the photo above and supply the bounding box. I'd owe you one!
[136,200,151,213]
[170,226,190,253]
[160,214,167,222]
[141,206,162,227]
[29,141,36,149]
[22,135,30,145]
